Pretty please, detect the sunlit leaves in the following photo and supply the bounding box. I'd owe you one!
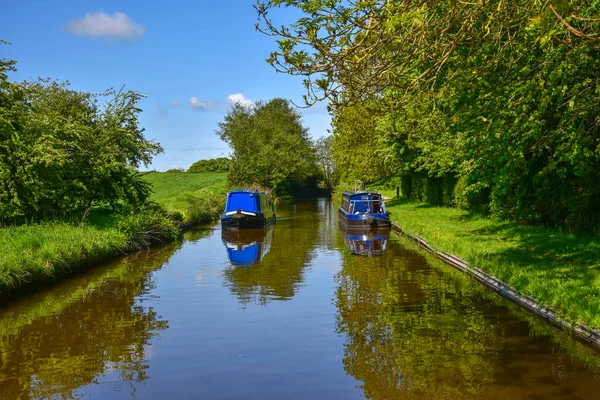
[0,65,162,223]
[216,98,319,195]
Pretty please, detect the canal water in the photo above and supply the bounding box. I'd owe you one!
[1,199,600,399]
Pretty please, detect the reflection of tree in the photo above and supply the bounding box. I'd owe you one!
[336,234,600,399]
[317,198,339,250]
[223,200,322,305]
[184,227,213,242]
[0,244,179,399]
[335,244,507,399]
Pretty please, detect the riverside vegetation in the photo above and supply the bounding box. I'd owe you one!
[258,2,600,329]
[0,171,228,297]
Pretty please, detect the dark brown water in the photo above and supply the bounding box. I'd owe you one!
[1,199,600,399]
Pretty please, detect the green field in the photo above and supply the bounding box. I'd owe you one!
[380,194,600,330]
[143,172,228,223]
[143,172,227,203]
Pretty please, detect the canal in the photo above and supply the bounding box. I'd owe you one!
[1,199,600,399]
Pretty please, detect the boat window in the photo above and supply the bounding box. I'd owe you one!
[226,193,258,212]
[372,201,382,214]
[351,200,372,214]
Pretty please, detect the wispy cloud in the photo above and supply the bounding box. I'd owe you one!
[157,100,183,116]
[67,12,145,40]
[227,93,253,107]
[187,93,254,112]
[190,96,216,111]
[157,105,169,116]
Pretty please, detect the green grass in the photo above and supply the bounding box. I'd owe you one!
[143,172,228,224]
[0,209,180,297]
[382,195,600,329]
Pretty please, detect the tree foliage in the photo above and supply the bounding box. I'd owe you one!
[331,100,386,184]
[216,98,319,196]
[187,157,231,173]
[314,135,339,191]
[257,0,600,230]
[0,56,162,223]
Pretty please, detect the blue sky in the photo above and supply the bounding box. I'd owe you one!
[1,0,331,170]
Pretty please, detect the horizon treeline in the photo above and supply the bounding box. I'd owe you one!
[187,157,231,173]
[256,0,600,231]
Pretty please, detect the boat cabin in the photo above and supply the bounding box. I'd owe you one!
[339,191,391,228]
[221,191,276,229]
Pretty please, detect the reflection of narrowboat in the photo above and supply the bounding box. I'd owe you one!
[339,191,391,228]
[222,227,274,265]
[221,191,276,229]
[341,225,391,257]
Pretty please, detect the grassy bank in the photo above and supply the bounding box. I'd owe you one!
[143,172,228,224]
[0,172,228,297]
[381,195,600,330]
[0,208,180,297]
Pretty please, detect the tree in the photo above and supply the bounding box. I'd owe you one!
[255,0,600,108]
[187,157,231,173]
[256,1,600,231]
[0,55,162,223]
[216,98,318,196]
[314,136,339,191]
[330,100,386,185]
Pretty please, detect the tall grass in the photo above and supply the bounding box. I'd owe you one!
[0,209,180,297]
[383,196,600,329]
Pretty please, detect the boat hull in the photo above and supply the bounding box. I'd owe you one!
[338,208,391,228]
[221,213,276,229]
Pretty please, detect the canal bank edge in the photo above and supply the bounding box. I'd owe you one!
[0,218,210,302]
[390,223,600,351]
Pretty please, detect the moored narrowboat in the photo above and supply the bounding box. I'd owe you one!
[339,191,391,228]
[221,190,276,229]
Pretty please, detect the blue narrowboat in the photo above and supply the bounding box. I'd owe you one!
[339,191,391,228]
[221,190,276,229]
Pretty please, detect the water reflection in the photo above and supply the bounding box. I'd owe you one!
[335,236,600,399]
[222,200,322,305]
[340,224,390,257]
[0,244,179,399]
[221,227,274,266]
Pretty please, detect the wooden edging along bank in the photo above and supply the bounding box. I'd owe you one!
[391,223,600,351]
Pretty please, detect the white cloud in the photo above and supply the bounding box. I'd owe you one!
[190,96,215,111]
[171,101,182,107]
[227,93,253,107]
[67,12,145,40]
